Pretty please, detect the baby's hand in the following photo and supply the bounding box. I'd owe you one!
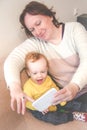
[42,108,49,115]
[60,101,66,106]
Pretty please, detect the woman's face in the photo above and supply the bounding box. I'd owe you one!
[24,13,55,41]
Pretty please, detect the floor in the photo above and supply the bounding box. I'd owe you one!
[0,58,87,130]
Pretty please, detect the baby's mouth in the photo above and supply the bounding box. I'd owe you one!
[37,79,43,84]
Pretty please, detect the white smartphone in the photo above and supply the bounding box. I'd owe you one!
[32,88,57,112]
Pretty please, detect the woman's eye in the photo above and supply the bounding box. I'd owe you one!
[36,21,41,26]
[29,28,34,32]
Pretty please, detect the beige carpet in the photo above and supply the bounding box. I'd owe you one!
[0,58,87,130]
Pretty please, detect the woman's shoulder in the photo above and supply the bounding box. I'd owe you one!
[64,22,86,34]
[65,21,80,25]
[65,21,85,29]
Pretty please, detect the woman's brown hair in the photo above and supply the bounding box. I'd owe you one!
[20,1,60,37]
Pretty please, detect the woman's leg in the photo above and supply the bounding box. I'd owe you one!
[61,93,87,112]
[28,109,73,125]
[75,92,87,103]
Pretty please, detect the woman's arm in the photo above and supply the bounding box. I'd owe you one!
[53,23,87,104]
[4,38,39,114]
[70,22,87,89]
[4,38,39,87]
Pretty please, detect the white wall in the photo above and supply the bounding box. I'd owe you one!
[0,0,87,58]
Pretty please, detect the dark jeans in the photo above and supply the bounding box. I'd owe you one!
[62,92,87,112]
[75,92,87,103]
[28,109,73,125]
[27,93,87,125]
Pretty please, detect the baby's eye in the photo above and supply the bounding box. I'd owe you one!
[41,71,46,73]
[33,72,37,75]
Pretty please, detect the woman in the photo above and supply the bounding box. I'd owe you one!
[4,1,87,116]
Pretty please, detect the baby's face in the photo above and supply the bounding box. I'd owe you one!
[27,58,48,84]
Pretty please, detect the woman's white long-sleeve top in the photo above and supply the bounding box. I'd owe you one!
[4,22,87,96]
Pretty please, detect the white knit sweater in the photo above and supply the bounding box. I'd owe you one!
[4,22,87,95]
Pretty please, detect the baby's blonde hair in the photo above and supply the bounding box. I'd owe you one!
[25,52,49,70]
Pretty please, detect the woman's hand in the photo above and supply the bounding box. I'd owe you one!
[52,83,80,105]
[9,82,34,115]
